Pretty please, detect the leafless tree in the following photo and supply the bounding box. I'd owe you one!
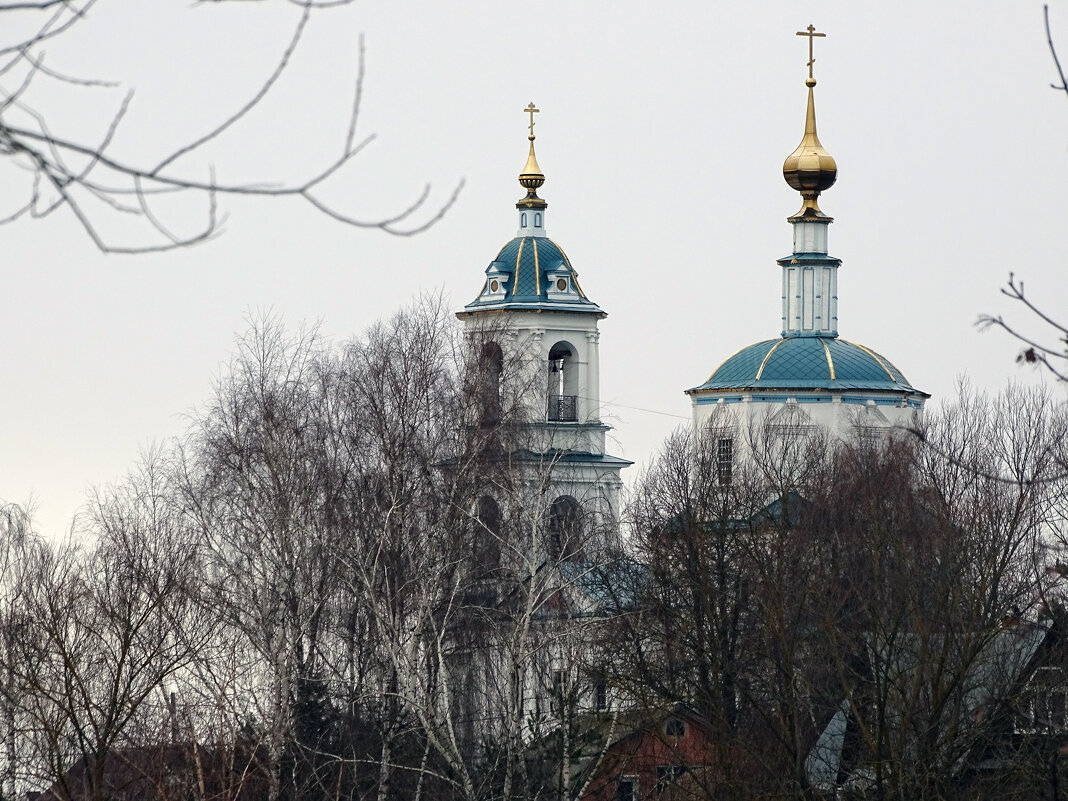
[0,501,36,799]
[10,300,621,799]
[603,413,837,800]
[173,316,354,801]
[8,451,212,799]
[0,0,460,253]
[796,385,1064,800]
[606,386,1067,801]
[322,306,626,801]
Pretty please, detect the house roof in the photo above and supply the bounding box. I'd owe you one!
[804,617,1054,793]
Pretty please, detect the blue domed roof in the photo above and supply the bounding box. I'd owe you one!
[690,336,927,395]
[462,236,602,314]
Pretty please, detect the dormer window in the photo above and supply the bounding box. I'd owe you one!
[484,269,507,299]
[547,270,572,299]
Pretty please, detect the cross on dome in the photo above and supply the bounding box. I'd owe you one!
[524,102,539,140]
[796,24,826,85]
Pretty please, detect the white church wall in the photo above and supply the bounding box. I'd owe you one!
[693,392,923,446]
[467,309,605,432]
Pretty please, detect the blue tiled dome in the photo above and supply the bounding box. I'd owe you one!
[691,336,923,393]
[463,236,602,313]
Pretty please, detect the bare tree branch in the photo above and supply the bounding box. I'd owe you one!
[0,0,461,252]
[151,0,313,175]
[0,0,96,59]
[977,273,1068,383]
[1047,4,1068,97]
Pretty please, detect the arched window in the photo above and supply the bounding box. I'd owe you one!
[479,341,504,425]
[534,212,542,227]
[665,717,686,737]
[547,341,578,422]
[546,495,583,561]
[473,495,502,575]
[521,212,528,227]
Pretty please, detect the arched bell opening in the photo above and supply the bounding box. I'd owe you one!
[547,341,578,422]
[546,495,583,562]
[472,495,503,576]
[478,341,504,425]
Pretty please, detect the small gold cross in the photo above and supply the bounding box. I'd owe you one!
[524,102,539,139]
[796,24,826,81]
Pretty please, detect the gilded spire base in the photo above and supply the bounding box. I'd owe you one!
[517,132,548,209]
[788,194,834,223]
[516,195,548,210]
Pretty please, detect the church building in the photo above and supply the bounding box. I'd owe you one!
[443,25,935,781]
[687,27,928,457]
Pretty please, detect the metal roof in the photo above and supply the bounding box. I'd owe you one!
[462,236,603,314]
[691,335,928,395]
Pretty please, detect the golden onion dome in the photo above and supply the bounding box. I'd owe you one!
[783,77,837,219]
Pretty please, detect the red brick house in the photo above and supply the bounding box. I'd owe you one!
[578,705,730,801]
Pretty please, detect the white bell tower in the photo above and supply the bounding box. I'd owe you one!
[456,103,630,565]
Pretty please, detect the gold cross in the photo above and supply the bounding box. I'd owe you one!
[524,102,539,139]
[796,24,826,81]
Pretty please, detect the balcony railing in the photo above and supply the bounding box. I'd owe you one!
[547,394,578,422]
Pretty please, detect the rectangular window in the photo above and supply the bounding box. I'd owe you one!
[856,425,882,447]
[1052,688,1068,729]
[594,678,608,711]
[1016,666,1068,732]
[656,765,686,795]
[551,669,565,713]
[717,437,733,487]
[616,776,638,801]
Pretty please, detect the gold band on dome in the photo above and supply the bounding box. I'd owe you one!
[549,238,571,267]
[703,340,776,383]
[571,275,588,299]
[819,337,836,380]
[755,339,788,380]
[840,339,899,383]
[512,238,525,295]
[532,238,541,295]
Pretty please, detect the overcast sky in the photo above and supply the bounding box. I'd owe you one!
[1,1,1064,538]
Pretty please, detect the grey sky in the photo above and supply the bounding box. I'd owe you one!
[1,1,1063,538]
